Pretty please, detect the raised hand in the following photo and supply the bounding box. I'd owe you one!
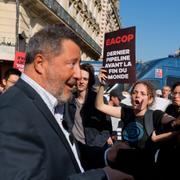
[98,68,108,86]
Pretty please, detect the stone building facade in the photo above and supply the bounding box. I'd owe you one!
[0,0,121,78]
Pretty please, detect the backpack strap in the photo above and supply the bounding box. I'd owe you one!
[144,109,154,136]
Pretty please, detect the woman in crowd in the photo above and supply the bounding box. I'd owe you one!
[152,82,180,180]
[95,69,179,180]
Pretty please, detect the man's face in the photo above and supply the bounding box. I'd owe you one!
[162,86,171,99]
[44,39,81,103]
[77,69,89,93]
[3,74,20,91]
[172,85,180,106]
[111,96,120,106]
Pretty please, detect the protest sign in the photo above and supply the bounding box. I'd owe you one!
[103,26,136,84]
[13,51,26,72]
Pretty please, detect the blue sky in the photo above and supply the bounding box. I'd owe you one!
[120,0,180,62]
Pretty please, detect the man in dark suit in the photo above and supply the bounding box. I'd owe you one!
[0,25,133,180]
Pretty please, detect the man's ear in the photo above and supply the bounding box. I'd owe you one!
[33,54,46,74]
[2,78,7,87]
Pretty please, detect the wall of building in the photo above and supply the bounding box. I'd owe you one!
[0,0,121,78]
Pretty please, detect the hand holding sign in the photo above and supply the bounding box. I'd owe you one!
[98,68,108,86]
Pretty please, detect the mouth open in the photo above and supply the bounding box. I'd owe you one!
[66,79,77,89]
[135,100,140,104]
[66,82,76,91]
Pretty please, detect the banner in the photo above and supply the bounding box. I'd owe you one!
[155,68,163,78]
[103,26,136,84]
[13,51,26,72]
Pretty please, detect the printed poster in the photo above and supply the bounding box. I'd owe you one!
[13,51,26,72]
[103,26,136,84]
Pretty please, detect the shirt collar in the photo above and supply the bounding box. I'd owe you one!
[21,73,58,114]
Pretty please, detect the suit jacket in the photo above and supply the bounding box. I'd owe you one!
[0,79,107,180]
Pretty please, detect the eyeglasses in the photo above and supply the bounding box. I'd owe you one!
[172,92,180,96]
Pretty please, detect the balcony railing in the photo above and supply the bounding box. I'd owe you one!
[41,0,101,55]
[0,37,15,46]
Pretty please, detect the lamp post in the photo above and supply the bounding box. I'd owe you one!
[15,0,19,51]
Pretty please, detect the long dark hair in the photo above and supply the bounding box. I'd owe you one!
[172,82,180,91]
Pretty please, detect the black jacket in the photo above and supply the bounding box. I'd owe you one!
[64,89,112,147]
[0,79,107,180]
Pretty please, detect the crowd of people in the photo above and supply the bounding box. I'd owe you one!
[96,69,180,179]
[0,24,180,180]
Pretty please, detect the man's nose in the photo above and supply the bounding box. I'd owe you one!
[74,64,81,80]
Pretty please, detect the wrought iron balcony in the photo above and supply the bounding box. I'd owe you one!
[40,0,101,55]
